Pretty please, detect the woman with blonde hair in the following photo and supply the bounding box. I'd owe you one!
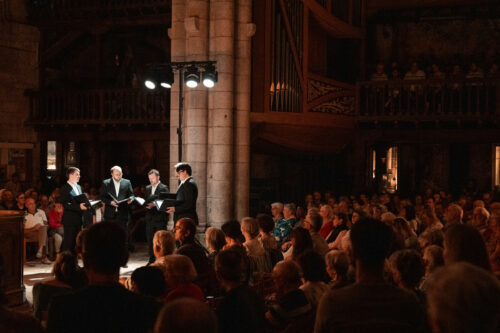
[163,254,205,302]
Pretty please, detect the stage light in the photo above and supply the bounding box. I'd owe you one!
[184,66,200,88]
[160,66,174,89]
[144,69,159,90]
[202,65,218,88]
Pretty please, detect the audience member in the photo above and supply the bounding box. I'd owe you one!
[371,63,388,81]
[420,245,444,291]
[257,214,278,251]
[297,250,329,310]
[46,222,159,333]
[266,260,313,332]
[175,218,210,281]
[426,263,500,333]
[48,201,64,255]
[215,249,266,333]
[319,204,334,239]
[24,197,51,263]
[241,217,272,274]
[389,249,425,304]
[154,298,217,333]
[443,223,491,271]
[315,218,425,333]
[0,190,16,210]
[304,208,329,256]
[205,227,226,265]
[271,202,284,223]
[274,203,295,245]
[14,192,26,211]
[325,250,351,289]
[131,266,167,301]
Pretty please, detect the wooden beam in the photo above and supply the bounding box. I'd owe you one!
[251,111,355,129]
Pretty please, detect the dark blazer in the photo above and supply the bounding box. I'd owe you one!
[100,178,134,221]
[174,177,198,225]
[144,182,169,224]
[60,182,83,227]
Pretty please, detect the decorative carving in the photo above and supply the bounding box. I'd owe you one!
[308,79,346,102]
[310,95,355,115]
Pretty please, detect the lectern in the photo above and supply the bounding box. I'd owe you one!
[0,210,26,307]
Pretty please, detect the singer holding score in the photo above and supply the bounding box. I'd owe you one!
[100,165,135,250]
[166,162,198,227]
[144,169,169,264]
[60,167,87,253]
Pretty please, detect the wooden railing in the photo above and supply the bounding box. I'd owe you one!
[27,88,169,126]
[357,78,500,119]
[27,0,171,21]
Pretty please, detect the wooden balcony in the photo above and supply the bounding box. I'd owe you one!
[26,88,169,127]
[356,78,500,127]
[26,0,171,27]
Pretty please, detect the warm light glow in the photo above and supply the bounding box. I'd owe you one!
[160,82,172,89]
[203,78,215,88]
[47,141,56,170]
[186,79,198,88]
[145,80,156,89]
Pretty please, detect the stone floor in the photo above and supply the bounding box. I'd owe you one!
[23,242,150,305]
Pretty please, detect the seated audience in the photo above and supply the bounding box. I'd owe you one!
[0,190,16,210]
[304,208,329,256]
[315,218,425,333]
[274,203,295,246]
[24,197,50,263]
[154,298,217,333]
[471,206,490,236]
[14,192,26,211]
[131,266,167,301]
[325,250,351,289]
[465,62,484,79]
[298,250,329,311]
[404,61,426,81]
[326,212,349,247]
[444,203,463,229]
[371,63,388,81]
[319,204,334,239]
[205,227,226,266]
[163,254,205,302]
[32,252,79,322]
[215,249,266,333]
[151,230,176,270]
[426,262,500,333]
[257,214,278,251]
[283,227,313,261]
[221,220,245,249]
[443,223,491,271]
[46,222,159,333]
[421,206,443,233]
[392,217,418,249]
[241,217,272,274]
[175,218,210,285]
[420,245,444,291]
[389,249,425,304]
[266,260,313,332]
[48,201,64,255]
[271,202,284,223]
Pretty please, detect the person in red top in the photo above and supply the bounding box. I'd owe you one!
[163,254,205,303]
[319,204,334,239]
[48,201,65,254]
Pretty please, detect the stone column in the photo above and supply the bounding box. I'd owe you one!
[183,0,210,232]
[168,0,186,229]
[207,0,235,228]
[233,0,255,220]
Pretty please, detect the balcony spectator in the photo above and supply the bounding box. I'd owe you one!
[465,62,484,79]
[370,63,388,81]
[404,61,426,81]
[488,63,499,78]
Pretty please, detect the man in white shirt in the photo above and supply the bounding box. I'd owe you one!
[24,197,50,263]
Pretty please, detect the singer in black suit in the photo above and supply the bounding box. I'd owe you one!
[167,162,198,226]
[100,165,134,248]
[60,167,87,253]
[144,169,169,264]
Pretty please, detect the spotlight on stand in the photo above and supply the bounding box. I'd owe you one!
[202,64,218,88]
[144,69,159,90]
[160,66,174,89]
[184,66,200,88]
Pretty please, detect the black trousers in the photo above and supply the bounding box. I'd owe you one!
[146,219,167,263]
[61,221,81,254]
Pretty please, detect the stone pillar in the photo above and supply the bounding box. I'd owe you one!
[207,0,235,228]
[184,0,209,232]
[233,0,255,220]
[168,0,186,229]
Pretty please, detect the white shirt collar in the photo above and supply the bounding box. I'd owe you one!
[67,181,80,195]
[180,177,191,185]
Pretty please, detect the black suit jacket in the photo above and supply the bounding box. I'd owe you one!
[100,178,134,221]
[144,182,169,224]
[174,177,198,225]
[60,182,83,227]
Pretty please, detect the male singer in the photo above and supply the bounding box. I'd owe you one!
[60,167,87,253]
[100,165,134,249]
[166,162,198,226]
[144,169,169,264]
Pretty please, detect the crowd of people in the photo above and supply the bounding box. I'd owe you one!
[1,173,500,332]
